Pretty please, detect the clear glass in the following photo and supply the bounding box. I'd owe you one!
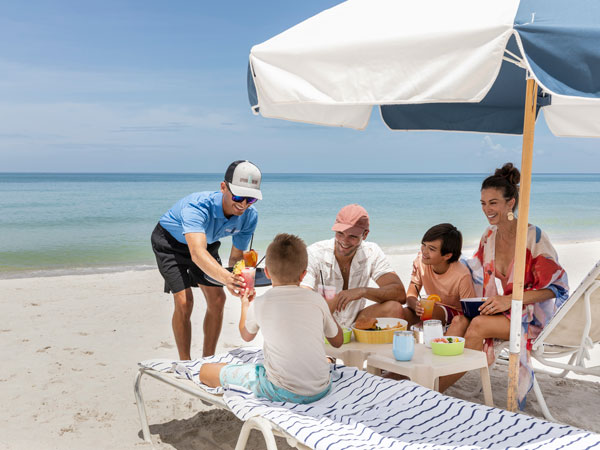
[423,319,443,348]
[393,330,415,361]
[318,284,336,301]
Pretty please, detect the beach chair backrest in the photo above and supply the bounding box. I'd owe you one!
[535,261,600,348]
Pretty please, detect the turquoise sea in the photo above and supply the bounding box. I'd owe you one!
[1,173,599,278]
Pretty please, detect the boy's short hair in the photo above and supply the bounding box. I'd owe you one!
[422,223,463,263]
[265,233,308,283]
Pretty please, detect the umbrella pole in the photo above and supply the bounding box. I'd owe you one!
[507,78,538,412]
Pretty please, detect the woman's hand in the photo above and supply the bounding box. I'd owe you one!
[479,295,511,315]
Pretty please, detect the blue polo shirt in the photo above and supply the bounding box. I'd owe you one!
[159,191,258,250]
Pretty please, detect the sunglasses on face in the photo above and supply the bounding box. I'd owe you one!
[226,184,258,205]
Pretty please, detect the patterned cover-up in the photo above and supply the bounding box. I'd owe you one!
[464,224,569,409]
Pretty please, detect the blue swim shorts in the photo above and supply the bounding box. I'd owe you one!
[219,363,330,404]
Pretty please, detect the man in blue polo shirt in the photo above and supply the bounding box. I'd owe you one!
[151,160,262,359]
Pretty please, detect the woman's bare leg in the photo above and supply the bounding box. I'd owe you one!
[438,315,510,392]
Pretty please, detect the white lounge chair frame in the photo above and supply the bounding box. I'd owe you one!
[134,367,310,450]
[495,260,600,422]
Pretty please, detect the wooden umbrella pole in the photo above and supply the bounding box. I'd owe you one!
[507,77,538,411]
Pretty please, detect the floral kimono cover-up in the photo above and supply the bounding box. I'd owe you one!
[465,224,569,409]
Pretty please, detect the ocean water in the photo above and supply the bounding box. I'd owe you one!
[1,173,599,278]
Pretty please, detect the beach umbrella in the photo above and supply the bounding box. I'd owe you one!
[247,0,600,411]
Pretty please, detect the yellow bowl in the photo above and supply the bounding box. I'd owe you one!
[352,318,408,344]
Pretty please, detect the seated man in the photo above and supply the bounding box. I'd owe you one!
[200,233,343,404]
[403,223,475,335]
[301,204,406,329]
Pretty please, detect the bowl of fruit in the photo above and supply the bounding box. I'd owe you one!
[430,336,465,356]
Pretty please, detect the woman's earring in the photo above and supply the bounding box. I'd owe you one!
[507,211,514,221]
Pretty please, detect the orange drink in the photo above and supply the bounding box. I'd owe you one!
[420,294,440,320]
[420,299,436,320]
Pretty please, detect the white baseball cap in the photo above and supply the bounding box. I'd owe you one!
[224,160,262,200]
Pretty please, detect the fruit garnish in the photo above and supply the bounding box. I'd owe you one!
[427,294,441,302]
[232,260,245,275]
[243,249,258,267]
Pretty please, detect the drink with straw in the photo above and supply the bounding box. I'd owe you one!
[318,285,336,301]
[420,294,440,320]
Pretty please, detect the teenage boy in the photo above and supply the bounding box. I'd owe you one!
[301,204,406,329]
[200,234,343,404]
[151,160,262,359]
[403,223,475,335]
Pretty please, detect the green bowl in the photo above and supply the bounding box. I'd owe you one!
[431,336,465,356]
[325,327,352,345]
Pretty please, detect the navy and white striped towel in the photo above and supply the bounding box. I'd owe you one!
[140,348,600,449]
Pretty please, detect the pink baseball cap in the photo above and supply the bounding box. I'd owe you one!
[331,204,370,235]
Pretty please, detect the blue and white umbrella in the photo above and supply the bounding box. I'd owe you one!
[247,0,600,411]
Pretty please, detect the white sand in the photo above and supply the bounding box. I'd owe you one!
[1,241,599,449]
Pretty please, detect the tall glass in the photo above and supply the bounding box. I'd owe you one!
[420,298,436,320]
[423,319,443,348]
[318,284,336,301]
[393,330,415,361]
[241,267,256,291]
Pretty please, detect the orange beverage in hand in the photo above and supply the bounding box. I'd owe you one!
[420,294,440,320]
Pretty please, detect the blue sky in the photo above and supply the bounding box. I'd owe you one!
[1,1,598,173]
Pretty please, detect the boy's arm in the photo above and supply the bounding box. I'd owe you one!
[326,319,344,348]
[239,290,258,342]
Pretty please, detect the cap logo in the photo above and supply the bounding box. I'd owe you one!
[239,176,258,185]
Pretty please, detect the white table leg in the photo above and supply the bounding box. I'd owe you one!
[479,366,494,407]
[366,365,381,376]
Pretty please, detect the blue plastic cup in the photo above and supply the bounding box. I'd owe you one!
[393,330,415,361]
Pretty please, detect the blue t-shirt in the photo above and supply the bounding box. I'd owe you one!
[159,191,258,250]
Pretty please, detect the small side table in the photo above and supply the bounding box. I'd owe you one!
[366,344,494,407]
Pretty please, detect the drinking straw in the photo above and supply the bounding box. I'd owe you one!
[256,255,266,267]
[249,234,254,250]
[320,270,325,286]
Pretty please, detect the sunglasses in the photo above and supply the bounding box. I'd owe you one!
[226,183,258,205]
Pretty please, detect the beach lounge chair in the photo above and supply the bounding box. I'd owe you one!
[134,348,600,449]
[493,260,600,422]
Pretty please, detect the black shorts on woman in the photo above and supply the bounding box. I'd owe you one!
[151,223,222,293]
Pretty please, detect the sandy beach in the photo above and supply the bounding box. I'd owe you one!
[1,241,599,450]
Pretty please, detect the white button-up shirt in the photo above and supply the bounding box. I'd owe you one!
[301,238,393,328]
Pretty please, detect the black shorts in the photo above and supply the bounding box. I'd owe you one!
[151,223,222,294]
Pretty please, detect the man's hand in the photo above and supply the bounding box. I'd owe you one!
[333,287,366,312]
[225,272,246,297]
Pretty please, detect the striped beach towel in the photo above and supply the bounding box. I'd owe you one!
[140,348,600,449]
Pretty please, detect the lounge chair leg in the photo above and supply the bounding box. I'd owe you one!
[235,417,278,450]
[134,369,153,443]
[532,376,556,422]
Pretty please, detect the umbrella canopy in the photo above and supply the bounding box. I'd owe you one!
[247,0,600,412]
[248,0,600,135]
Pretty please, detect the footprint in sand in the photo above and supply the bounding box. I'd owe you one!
[36,346,51,353]
[155,341,174,350]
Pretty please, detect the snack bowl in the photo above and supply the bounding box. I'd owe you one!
[352,318,408,344]
[325,327,352,345]
[431,336,465,356]
[460,297,487,319]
